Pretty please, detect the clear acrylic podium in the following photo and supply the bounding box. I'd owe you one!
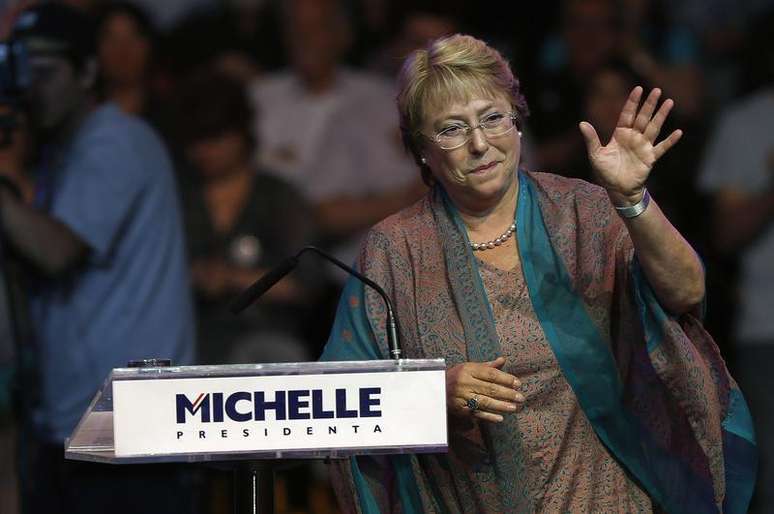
[66,359,448,513]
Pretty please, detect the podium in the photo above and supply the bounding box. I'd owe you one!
[66,359,448,513]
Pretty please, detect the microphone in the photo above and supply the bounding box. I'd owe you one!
[228,255,299,314]
[229,246,403,360]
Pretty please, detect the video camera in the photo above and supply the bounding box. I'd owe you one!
[0,39,30,143]
[0,39,30,102]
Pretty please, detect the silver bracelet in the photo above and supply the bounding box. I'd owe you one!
[614,188,650,219]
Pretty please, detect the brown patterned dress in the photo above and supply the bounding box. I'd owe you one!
[476,257,652,512]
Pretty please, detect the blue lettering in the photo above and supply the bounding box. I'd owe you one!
[225,391,252,422]
[176,393,210,423]
[213,392,224,422]
[254,391,287,421]
[335,389,358,418]
[312,389,334,419]
[288,390,310,420]
[177,387,384,424]
[359,387,381,417]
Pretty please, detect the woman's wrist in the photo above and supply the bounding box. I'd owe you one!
[607,187,646,208]
[613,189,650,219]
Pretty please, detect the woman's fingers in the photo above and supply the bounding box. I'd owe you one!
[473,410,504,423]
[482,356,507,369]
[471,362,521,388]
[616,86,643,128]
[644,98,674,143]
[471,394,522,413]
[455,394,520,422]
[470,376,523,403]
[633,88,661,132]
[578,121,602,155]
[447,358,526,423]
[653,129,683,159]
[604,86,682,167]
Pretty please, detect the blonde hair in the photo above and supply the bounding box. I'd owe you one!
[396,34,529,184]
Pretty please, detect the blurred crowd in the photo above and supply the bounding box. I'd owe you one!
[0,0,773,513]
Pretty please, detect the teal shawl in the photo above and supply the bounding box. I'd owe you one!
[320,171,756,513]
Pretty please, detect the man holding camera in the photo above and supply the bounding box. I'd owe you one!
[0,4,195,513]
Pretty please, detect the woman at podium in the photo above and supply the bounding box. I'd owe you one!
[320,34,756,513]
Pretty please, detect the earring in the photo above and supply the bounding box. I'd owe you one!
[421,156,427,165]
[518,131,523,137]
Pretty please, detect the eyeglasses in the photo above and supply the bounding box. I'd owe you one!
[424,111,519,150]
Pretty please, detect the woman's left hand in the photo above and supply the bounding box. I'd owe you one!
[579,86,683,205]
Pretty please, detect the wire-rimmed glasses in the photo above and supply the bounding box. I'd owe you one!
[425,111,519,150]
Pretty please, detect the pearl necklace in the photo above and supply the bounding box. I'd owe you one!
[470,220,517,251]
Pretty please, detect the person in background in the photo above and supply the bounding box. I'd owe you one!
[95,2,156,118]
[0,5,196,513]
[250,0,424,283]
[176,69,318,366]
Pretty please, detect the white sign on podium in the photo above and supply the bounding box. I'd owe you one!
[67,359,448,464]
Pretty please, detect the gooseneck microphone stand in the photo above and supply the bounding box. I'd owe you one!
[230,245,403,360]
[228,246,403,513]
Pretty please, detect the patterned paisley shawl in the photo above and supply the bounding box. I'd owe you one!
[319,170,756,513]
